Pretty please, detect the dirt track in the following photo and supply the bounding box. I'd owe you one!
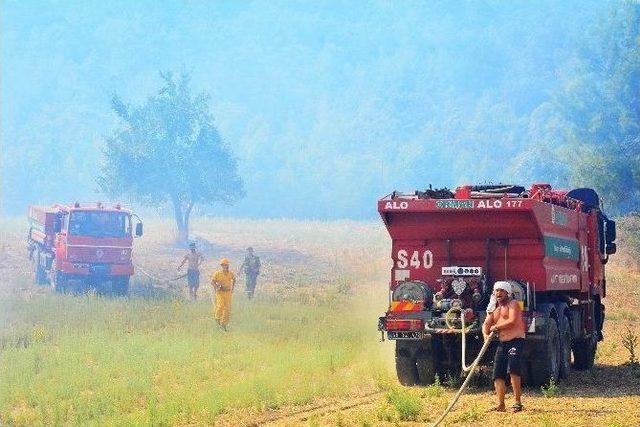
[217,365,640,426]
[247,392,384,426]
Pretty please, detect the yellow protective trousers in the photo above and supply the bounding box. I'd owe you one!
[214,290,232,326]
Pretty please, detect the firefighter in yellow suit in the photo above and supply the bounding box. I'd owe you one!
[212,258,235,331]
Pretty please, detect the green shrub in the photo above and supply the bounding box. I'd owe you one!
[359,418,373,427]
[376,403,398,422]
[385,388,422,421]
[452,405,483,423]
[622,327,639,366]
[541,377,559,398]
[421,374,444,398]
[443,373,462,388]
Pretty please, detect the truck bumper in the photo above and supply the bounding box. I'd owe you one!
[379,312,548,340]
[58,261,133,277]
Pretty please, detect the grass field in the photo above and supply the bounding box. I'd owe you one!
[1,217,640,426]
[0,218,391,426]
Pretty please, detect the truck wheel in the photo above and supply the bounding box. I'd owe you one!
[53,273,68,293]
[113,277,130,297]
[437,336,462,385]
[395,341,419,386]
[50,262,67,294]
[559,315,572,380]
[572,333,597,370]
[74,282,89,295]
[530,317,560,386]
[415,340,437,385]
[519,359,534,387]
[32,249,47,285]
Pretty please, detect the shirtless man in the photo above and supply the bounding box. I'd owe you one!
[483,281,526,413]
[178,242,204,300]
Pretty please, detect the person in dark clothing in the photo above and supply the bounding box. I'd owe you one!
[239,247,261,298]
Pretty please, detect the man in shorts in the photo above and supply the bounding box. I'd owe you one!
[178,242,204,300]
[482,281,526,413]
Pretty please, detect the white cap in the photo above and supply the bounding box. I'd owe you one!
[493,281,511,294]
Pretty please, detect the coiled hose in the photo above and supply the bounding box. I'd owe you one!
[431,308,496,427]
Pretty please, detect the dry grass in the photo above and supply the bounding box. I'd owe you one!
[1,216,640,426]
[261,262,640,427]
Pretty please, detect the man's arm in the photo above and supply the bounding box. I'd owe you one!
[494,301,521,330]
[211,272,220,290]
[482,313,494,339]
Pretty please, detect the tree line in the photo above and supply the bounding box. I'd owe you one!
[3,1,638,230]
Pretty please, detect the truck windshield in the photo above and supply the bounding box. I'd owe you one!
[68,211,131,238]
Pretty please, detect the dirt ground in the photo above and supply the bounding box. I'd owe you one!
[244,266,640,427]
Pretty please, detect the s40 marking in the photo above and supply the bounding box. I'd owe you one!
[396,249,434,269]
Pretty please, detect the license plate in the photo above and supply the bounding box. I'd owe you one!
[387,331,424,340]
[90,265,110,276]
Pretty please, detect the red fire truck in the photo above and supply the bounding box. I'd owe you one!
[28,202,143,295]
[378,184,616,386]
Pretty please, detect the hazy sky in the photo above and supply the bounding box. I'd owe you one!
[1,0,611,218]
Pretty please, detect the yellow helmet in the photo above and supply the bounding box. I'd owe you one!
[220,258,230,265]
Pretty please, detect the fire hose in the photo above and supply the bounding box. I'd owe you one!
[133,262,186,286]
[430,307,497,427]
[444,306,477,372]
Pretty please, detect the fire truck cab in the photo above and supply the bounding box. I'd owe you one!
[28,202,143,295]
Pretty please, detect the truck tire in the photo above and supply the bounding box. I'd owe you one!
[416,357,437,385]
[32,249,48,285]
[395,341,419,386]
[74,282,89,295]
[405,334,461,386]
[519,359,534,387]
[529,317,560,387]
[559,315,572,380]
[95,281,110,296]
[50,262,67,294]
[572,333,597,370]
[415,340,438,385]
[113,277,130,297]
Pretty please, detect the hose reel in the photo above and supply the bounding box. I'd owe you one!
[392,280,433,308]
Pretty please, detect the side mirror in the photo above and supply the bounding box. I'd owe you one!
[605,242,616,255]
[135,222,143,237]
[53,217,62,233]
[606,219,616,243]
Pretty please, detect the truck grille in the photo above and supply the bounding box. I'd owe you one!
[90,264,111,276]
[67,246,129,263]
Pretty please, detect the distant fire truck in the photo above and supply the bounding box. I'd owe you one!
[378,184,616,386]
[28,202,143,295]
